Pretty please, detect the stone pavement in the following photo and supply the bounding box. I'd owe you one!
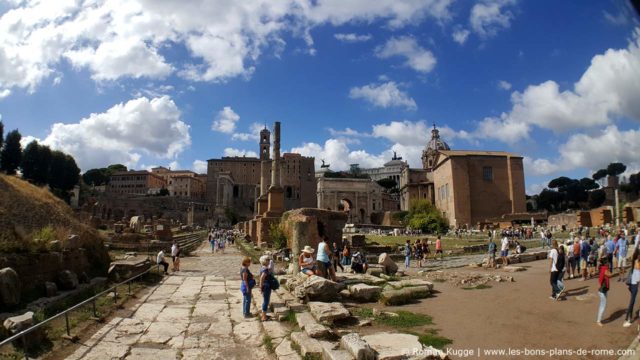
[67,242,273,360]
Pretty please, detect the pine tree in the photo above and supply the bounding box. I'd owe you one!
[0,129,22,175]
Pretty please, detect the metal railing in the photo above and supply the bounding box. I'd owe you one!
[0,266,160,356]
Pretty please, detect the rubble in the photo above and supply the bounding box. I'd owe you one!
[308,302,350,325]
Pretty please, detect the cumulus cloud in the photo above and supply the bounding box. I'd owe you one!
[223,148,258,158]
[334,33,372,42]
[0,0,454,96]
[291,138,388,171]
[349,81,417,110]
[470,0,517,38]
[375,36,436,73]
[452,29,470,45]
[474,28,640,143]
[40,96,190,171]
[192,159,208,174]
[523,126,640,178]
[212,106,240,134]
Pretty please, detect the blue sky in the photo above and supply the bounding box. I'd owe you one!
[0,0,639,195]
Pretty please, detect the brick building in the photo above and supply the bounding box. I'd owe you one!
[206,126,316,219]
[107,171,166,195]
[151,167,206,199]
[398,124,527,229]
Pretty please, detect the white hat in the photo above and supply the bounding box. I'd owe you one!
[259,255,270,266]
[302,245,315,254]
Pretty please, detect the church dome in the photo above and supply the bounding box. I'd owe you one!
[426,124,450,152]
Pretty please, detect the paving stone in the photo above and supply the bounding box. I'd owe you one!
[133,303,166,321]
[276,338,302,360]
[138,321,187,344]
[233,318,264,346]
[262,320,291,339]
[126,347,178,359]
[291,331,323,358]
[362,332,431,360]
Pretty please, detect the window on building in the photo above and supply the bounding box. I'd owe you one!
[483,166,493,181]
[233,185,239,198]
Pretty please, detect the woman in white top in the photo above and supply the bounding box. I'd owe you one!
[299,246,316,276]
[624,247,640,327]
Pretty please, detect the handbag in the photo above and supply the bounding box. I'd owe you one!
[269,274,280,290]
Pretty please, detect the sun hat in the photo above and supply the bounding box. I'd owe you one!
[302,245,315,254]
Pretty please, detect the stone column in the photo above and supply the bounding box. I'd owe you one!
[271,122,281,187]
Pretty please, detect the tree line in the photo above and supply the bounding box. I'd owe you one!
[0,121,80,201]
[531,162,639,212]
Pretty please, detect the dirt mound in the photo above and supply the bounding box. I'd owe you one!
[0,174,110,276]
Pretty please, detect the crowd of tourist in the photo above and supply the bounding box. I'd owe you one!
[544,228,640,330]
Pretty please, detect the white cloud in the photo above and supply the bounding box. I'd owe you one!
[334,33,372,42]
[192,159,207,174]
[291,138,388,171]
[223,148,258,158]
[0,0,454,94]
[372,120,431,146]
[232,122,266,141]
[0,89,11,99]
[474,28,640,143]
[523,126,640,178]
[375,36,436,73]
[452,29,470,45]
[349,81,417,110]
[19,135,42,149]
[327,128,371,137]
[497,80,511,90]
[526,182,546,196]
[470,0,517,38]
[523,157,561,176]
[40,96,190,171]
[212,106,240,134]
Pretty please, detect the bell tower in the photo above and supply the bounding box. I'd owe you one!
[259,126,271,161]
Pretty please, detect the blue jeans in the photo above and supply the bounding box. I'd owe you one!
[626,283,638,321]
[550,271,560,297]
[557,272,565,292]
[597,291,607,323]
[405,256,410,268]
[262,287,272,313]
[242,292,251,316]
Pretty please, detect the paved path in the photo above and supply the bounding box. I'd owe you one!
[67,242,272,360]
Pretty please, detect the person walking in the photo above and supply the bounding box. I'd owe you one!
[605,236,615,273]
[624,247,640,327]
[501,236,509,267]
[240,257,255,318]
[597,257,613,326]
[415,240,424,267]
[581,238,592,281]
[341,243,352,268]
[616,236,628,282]
[259,256,273,321]
[556,245,567,300]
[488,238,497,269]
[404,240,412,269]
[548,240,561,299]
[435,236,443,261]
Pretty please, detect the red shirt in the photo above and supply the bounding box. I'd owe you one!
[598,265,609,290]
[436,239,442,250]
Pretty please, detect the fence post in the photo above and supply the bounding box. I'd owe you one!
[65,312,70,336]
[128,280,131,295]
[92,298,97,318]
[113,286,117,303]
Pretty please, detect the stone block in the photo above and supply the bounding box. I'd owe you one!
[291,331,323,358]
[309,302,350,325]
[0,267,21,307]
[340,333,374,360]
[348,284,382,302]
[380,286,430,306]
[503,266,526,272]
[297,275,346,302]
[3,311,34,334]
[378,253,398,275]
[363,332,448,360]
[322,341,354,360]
